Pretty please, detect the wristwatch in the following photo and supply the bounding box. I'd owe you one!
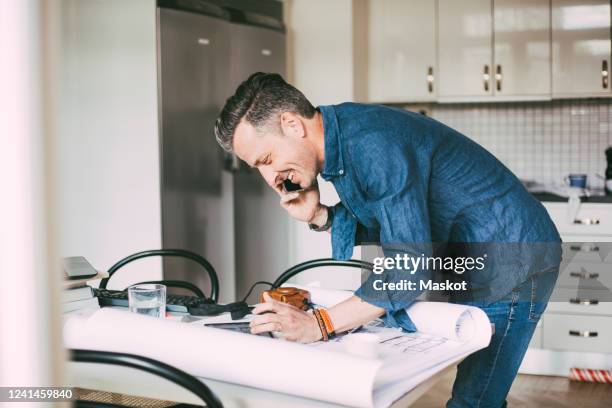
[308,205,334,232]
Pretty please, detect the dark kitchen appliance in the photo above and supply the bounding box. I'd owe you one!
[157,0,289,302]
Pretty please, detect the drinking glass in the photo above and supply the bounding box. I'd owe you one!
[128,284,166,318]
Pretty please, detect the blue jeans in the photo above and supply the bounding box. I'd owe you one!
[447,269,558,408]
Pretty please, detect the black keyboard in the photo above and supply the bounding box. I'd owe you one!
[95,288,215,313]
[94,288,251,318]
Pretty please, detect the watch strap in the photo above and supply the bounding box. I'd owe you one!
[308,205,333,232]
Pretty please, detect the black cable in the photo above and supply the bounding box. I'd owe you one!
[241,280,274,303]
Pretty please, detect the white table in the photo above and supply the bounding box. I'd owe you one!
[65,309,459,407]
[68,360,457,407]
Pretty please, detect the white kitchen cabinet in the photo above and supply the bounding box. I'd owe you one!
[543,314,612,354]
[543,202,612,236]
[367,0,437,102]
[439,0,551,100]
[438,0,494,99]
[552,0,611,98]
[494,0,551,97]
[519,201,612,376]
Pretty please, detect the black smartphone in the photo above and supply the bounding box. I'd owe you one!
[62,256,99,280]
[282,179,304,193]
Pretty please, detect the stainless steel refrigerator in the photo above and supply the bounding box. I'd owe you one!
[157,0,289,302]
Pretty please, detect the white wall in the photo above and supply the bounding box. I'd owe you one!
[285,0,362,289]
[56,0,162,289]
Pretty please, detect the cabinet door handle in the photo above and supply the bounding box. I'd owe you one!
[569,330,598,337]
[483,65,490,92]
[570,271,600,279]
[495,64,502,91]
[603,60,609,89]
[573,218,600,225]
[427,66,434,93]
[569,244,600,252]
[570,298,599,305]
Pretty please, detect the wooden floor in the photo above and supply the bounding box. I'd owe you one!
[412,370,612,407]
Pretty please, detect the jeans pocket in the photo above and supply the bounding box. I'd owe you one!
[528,277,540,322]
[529,271,557,322]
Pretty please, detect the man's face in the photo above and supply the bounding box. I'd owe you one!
[232,113,319,192]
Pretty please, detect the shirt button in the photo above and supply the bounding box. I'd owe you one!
[339,169,344,175]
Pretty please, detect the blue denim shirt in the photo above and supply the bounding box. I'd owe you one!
[319,103,561,332]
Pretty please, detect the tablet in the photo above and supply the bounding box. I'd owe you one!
[204,322,274,338]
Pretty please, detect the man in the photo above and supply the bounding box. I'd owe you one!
[214,72,561,407]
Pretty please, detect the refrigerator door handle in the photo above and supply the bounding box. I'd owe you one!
[224,152,241,173]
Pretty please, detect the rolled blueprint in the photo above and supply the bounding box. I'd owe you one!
[293,284,476,342]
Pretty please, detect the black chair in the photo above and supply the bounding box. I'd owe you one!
[272,258,374,288]
[71,349,223,408]
[100,249,219,303]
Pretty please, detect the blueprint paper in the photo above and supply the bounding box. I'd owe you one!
[64,288,491,408]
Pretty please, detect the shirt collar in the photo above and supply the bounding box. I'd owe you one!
[319,105,345,181]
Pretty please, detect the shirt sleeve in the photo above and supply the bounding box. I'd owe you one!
[331,200,420,331]
[330,203,379,260]
[353,194,433,331]
[351,135,433,332]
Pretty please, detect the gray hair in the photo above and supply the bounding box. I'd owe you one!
[214,72,316,152]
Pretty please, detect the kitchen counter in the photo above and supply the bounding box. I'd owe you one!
[531,192,612,204]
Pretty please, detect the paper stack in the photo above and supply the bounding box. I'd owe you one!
[62,285,98,313]
[62,271,108,314]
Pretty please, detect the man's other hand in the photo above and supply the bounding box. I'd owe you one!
[250,292,322,343]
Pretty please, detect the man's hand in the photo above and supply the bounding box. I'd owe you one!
[278,184,327,225]
[250,292,322,343]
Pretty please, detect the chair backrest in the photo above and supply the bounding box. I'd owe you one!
[100,249,219,302]
[71,349,223,408]
[272,258,374,288]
